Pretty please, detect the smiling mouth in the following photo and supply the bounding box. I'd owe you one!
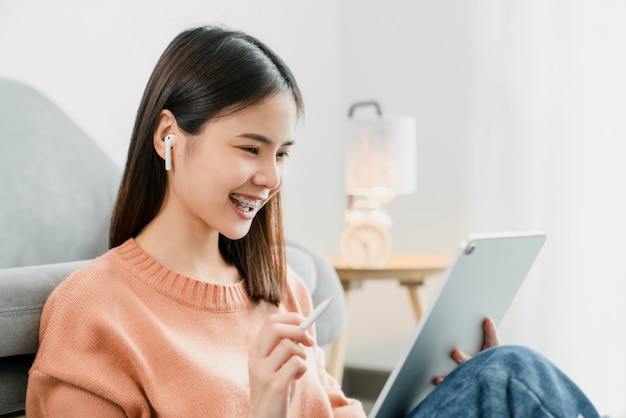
[229,194,262,213]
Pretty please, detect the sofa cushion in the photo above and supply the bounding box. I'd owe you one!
[0,78,120,269]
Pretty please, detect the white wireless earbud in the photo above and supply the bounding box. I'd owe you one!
[164,134,175,171]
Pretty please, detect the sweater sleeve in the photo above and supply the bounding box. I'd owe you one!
[25,268,151,418]
[314,345,367,418]
[26,369,129,418]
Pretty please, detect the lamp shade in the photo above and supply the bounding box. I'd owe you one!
[345,114,417,199]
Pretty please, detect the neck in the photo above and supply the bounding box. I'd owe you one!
[135,211,240,286]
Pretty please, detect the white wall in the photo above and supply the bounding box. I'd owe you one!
[467,2,626,414]
[0,0,345,254]
[339,0,474,255]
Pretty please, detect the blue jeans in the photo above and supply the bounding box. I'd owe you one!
[407,345,600,417]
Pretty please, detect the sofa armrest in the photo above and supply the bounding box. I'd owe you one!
[0,260,88,358]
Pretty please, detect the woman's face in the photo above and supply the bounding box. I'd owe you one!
[166,91,297,240]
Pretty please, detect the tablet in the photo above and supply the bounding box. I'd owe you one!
[368,231,546,418]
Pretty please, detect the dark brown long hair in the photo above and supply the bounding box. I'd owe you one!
[109,26,304,305]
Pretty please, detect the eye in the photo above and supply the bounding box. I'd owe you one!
[241,147,259,155]
[277,151,290,159]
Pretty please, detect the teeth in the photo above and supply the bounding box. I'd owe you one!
[230,194,261,210]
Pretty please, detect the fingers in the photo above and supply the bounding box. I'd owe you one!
[433,348,471,386]
[434,318,502,387]
[248,312,322,416]
[481,317,501,350]
[278,351,309,382]
[254,349,308,395]
[255,313,315,358]
[451,348,472,364]
[266,337,308,374]
[451,318,500,364]
[248,313,314,397]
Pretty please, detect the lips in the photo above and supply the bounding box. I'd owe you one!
[229,193,262,213]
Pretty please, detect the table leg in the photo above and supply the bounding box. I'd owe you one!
[326,282,351,384]
[403,283,424,322]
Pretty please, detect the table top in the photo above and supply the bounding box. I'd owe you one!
[327,254,451,282]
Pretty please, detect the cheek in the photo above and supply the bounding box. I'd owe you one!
[278,163,287,184]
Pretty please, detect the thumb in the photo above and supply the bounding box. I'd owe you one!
[482,317,501,350]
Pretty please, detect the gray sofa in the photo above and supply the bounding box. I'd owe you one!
[0,77,345,416]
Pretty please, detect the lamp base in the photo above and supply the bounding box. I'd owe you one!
[340,208,392,268]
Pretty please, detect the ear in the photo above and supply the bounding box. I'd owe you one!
[153,110,178,163]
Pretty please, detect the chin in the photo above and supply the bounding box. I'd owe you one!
[220,226,253,241]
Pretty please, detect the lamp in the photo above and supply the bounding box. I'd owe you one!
[340,101,417,268]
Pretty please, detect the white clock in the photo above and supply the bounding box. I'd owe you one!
[340,218,392,268]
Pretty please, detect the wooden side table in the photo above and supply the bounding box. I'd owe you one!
[325,254,450,383]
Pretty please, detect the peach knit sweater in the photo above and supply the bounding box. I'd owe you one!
[26,239,365,417]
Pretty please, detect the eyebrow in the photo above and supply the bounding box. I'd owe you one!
[238,133,295,147]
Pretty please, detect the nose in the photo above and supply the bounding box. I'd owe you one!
[253,157,282,191]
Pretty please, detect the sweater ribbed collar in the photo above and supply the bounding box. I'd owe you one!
[113,238,253,312]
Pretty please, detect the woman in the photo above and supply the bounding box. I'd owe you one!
[26,26,600,417]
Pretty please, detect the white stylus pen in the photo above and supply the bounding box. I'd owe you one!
[299,297,334,329]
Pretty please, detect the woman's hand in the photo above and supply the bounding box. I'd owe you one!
[433,317,500,385]
[247,312,315,418]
